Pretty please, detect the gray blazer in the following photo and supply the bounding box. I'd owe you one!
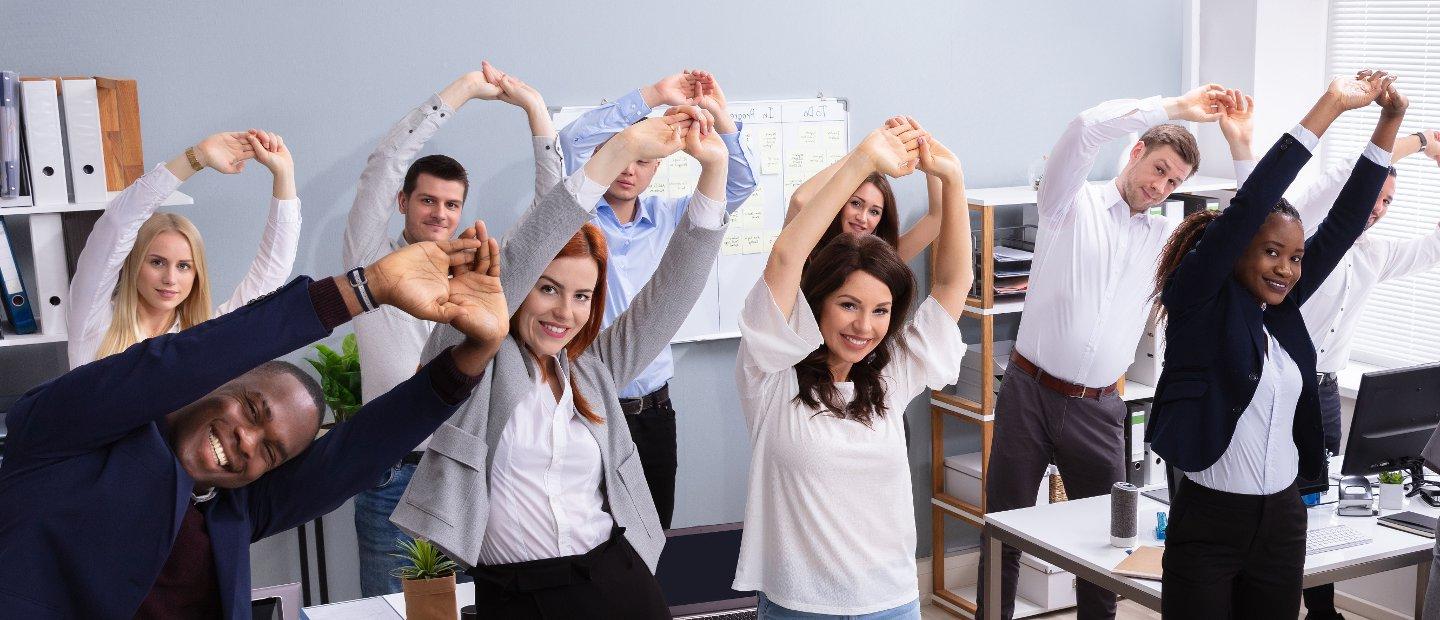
[392,180,725,571]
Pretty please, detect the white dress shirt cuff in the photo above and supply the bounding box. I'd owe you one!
[685,190,727,230]
[271,197,302,223]
[1289,125,1321,152]
[1361,142,1393,168]
[565,169,608,213]
[1233,159,1257,185]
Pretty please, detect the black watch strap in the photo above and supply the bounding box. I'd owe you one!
[1417,131,1429,150]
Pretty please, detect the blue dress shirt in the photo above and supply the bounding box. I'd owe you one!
[559,89,757,398]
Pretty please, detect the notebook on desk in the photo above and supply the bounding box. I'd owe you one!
[1378,512,1437,538]
[1112,546,1164,581]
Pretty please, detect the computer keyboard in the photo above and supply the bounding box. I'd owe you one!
[1307,524,1372,555]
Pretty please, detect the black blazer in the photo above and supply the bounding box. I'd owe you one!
[1145,132,1388,482]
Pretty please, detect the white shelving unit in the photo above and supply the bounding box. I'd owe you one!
[0,190,194,346]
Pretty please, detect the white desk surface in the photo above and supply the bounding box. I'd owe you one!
[983,482,1440,604]
[300,584,476,619]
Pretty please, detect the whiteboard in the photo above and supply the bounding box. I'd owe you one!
[552,98,849,344]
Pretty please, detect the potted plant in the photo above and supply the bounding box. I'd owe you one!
[304,333,362,426]
[1379,470,1406,510]
[391,537,458,620]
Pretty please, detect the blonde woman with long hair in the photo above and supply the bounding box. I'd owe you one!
[67,129,302,367]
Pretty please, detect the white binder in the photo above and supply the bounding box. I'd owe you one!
[18,79,69,206]
[28,212,67,336]
[58,79,107,204]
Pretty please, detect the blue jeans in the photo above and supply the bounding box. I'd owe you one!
[354,463,472,596]
[756,592,920,620]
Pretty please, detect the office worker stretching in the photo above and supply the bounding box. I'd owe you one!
[978,82,1257,620]
[731,122,971,619]
[1147,71,1404,619]
[68,129,300,367]
[396,110,728,618]
[557,69,757,529]
[344,62,560,597]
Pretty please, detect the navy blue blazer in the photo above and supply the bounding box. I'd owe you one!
[1145,132,1388,483]
[0,278,462,619]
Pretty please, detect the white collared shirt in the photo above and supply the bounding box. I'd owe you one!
[479,359,613,566]
[1288,161,1440,373]
[1017,96,1250,387]
[1188,327,1303,495]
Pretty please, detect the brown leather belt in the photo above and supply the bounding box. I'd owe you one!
[1010,351,1118,399]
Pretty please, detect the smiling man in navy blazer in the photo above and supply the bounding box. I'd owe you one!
[0,227,507,618]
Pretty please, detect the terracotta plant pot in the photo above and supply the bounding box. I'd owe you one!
[402,574,457,620]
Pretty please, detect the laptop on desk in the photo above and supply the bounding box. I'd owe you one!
[657,523,757,619]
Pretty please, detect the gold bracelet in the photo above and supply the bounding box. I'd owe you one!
[185,146,203,172]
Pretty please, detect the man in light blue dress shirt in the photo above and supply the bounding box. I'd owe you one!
[559,70,756,528]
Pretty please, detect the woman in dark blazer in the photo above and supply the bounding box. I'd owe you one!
[1146,71,1407,619]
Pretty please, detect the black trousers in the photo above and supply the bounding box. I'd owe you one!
[468,528,669,619]
[1162,478,1306,620]
[623,388,678,529]
[1302,374,1345,619]
[978,365,1125,620]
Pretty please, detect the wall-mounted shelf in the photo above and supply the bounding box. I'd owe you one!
[0,190,193,215]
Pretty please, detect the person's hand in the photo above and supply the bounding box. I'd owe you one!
[244,129,292,177]
[856,122,922,178]
[482,61,544,111]
[466,67,504,101]
[193,131,255,174]
[1167,83,1228,123]
[665,105,713,136]
[613,113,693,161]
[1218,88,1255,148]
[444,221,508,349]
[642,71,700,107]
[1328,69,1390,111]
[1376,76,1408,119]
[906,117,961,182]
[688,70,727,115]
[365,238,485,322]
[683,114,728,166]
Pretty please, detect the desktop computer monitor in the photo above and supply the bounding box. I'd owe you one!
[1341,362,1440,493]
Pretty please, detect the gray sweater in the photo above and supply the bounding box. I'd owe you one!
[393,179,725,570]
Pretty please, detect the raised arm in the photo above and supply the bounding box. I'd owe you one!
[688,70,757,209]
[1040,84,1225,223]
[217,129,301,314]
[558,71,698,174]
[66,133,254,367]
[591,111,728,387]
[1164,73,1391,310]
[912,124,972,318]
[248,228,508,539]
[765,124,921,319]
[480,62,564,200]
[13,237,485,459]
[342,71,501,269]
[1292,76,1407,305]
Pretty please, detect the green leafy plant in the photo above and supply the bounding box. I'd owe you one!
[1379,470,1405,485]
[305,333,362,423]
[390,537,458,580]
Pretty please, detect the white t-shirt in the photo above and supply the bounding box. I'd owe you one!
[731,279,964,615]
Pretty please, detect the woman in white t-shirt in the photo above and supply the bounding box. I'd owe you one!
[732,120,973,619]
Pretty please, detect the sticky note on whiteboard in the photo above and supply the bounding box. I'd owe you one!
[798,127,820,145]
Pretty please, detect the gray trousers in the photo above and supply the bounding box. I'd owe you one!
[977,364,1126,620]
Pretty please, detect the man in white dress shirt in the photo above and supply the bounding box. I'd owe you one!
[978,84,1256,620]
[342,63,563,597]
[1290,127,1440,620]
